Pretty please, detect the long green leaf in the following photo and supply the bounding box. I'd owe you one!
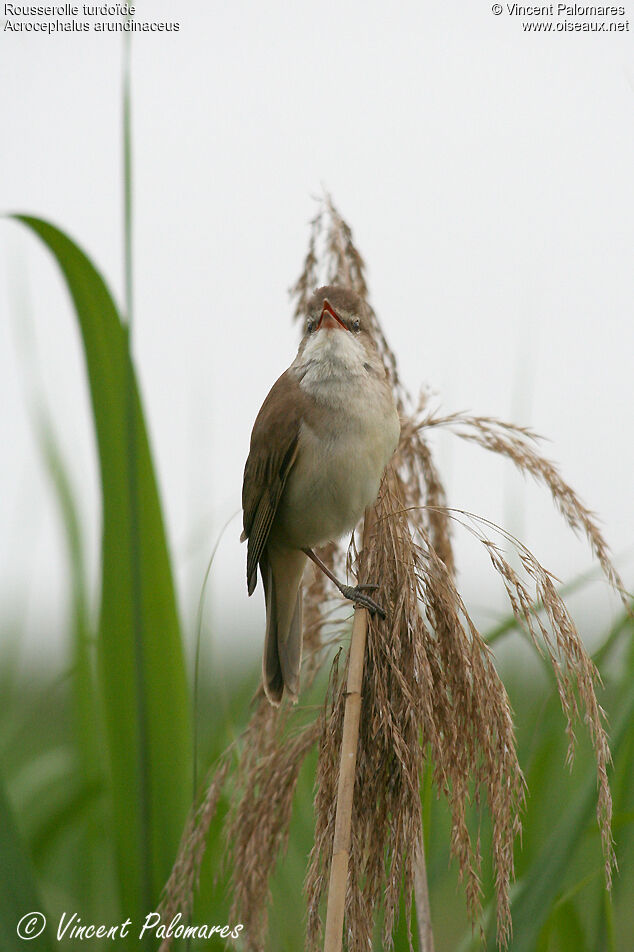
[34,410,101,783]
[0,771,54,952]
[12,216,192,936]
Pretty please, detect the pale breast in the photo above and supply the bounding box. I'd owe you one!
[275,371,400,548]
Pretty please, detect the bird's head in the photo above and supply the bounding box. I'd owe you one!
[304,286,368,338]
[296,285,380,374]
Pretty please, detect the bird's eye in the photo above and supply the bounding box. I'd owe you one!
[307,319,315,334]
[352,319,360,332]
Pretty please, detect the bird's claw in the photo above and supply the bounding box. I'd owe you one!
[339,584,387,620]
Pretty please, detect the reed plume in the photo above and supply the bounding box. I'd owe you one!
[158,196,623,950]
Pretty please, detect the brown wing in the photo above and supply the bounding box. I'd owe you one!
[242,370,305,595]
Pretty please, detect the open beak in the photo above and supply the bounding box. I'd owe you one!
[316,299,348,331]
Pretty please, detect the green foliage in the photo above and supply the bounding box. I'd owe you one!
[7,217,192,946]
[34,408,100,784]
[0,771,54,952]
[2,610,633,951]
[508,659,634,952]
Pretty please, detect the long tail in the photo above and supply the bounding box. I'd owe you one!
[260,547,306,705]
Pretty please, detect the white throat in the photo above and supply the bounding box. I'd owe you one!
[293,330,369,402]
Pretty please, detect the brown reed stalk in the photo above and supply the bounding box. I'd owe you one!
[413,836,435,952]
[323,604,369,952]
[157,196,624,952]
[323,512,374,952]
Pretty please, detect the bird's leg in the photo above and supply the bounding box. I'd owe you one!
[301,547,386,619]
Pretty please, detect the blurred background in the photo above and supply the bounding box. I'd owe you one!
[1,2,633,950]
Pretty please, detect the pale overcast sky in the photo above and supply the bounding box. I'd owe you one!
[1,2,633,666]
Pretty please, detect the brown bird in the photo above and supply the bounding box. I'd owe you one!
[241,286,400,705]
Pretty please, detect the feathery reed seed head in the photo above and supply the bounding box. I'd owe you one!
[158,196,619,951]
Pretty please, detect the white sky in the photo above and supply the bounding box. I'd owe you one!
[1,2,633,668]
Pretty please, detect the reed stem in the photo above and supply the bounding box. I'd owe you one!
[323,603,367,952]
[414,834,435,952]
[323,512,374,952]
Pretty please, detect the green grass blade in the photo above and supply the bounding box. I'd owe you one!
[0,771,54,952]
[122,28,133,329]
[34,410,101,783]
[11,215,192,935]
[545,897,589,951]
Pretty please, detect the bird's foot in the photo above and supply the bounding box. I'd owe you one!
[339,584,386,619]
